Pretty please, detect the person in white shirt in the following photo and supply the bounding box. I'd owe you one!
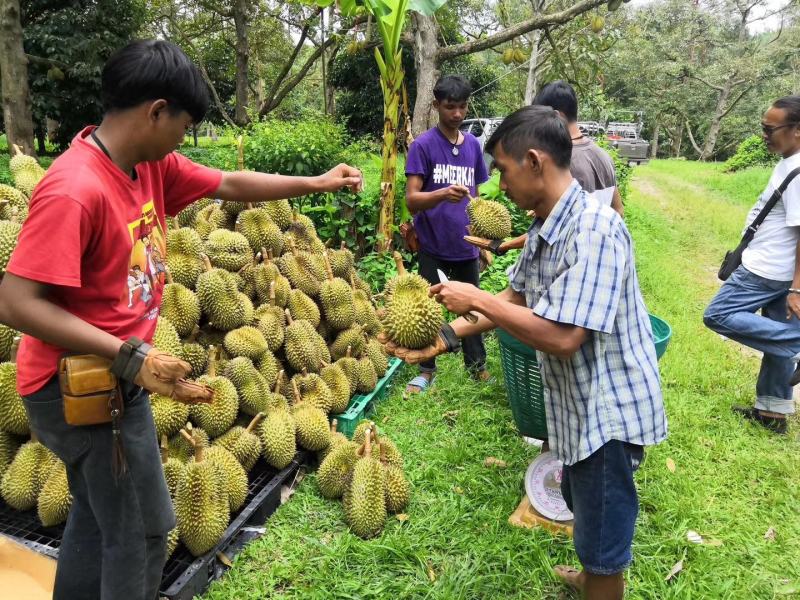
[704,95,800,434]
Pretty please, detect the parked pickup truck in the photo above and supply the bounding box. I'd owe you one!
[605,121,650,166]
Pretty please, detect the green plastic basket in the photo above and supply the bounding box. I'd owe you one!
[331,357,403,438]
[496,313,673,441]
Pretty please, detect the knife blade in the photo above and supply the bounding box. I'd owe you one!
[436,269,479,324]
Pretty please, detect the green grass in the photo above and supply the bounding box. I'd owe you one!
[200,159,800,599]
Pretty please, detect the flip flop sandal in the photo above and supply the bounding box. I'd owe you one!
[553,565,582,591]
[404,374,435,395]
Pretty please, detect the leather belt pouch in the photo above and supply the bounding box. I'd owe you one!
[58,354,123,426]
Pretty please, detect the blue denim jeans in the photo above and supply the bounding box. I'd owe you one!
[23,376,175,600]
[703,265,799,415]
[560,440,644,575]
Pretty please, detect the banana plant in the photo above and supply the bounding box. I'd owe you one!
[307,0,447,251]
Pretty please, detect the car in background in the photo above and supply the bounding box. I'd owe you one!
[460,117,504,170]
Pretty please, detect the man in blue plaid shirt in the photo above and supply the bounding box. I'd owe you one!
[383,105,667,600]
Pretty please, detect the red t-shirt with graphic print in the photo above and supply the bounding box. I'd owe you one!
[6,126,222,395]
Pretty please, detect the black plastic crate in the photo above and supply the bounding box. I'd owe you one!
[0,451,308,599]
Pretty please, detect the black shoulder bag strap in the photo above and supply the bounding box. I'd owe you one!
[718,165,800,281]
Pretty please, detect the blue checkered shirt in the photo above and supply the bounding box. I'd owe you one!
[508,180,667,465]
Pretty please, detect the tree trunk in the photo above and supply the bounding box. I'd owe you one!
[376,54,404,253]
[700,80,733,161]
[649,119,660,159]
[0,0,36,156]
[411,12,440,137]
[523,30,542,105]
[672,122,683,158]
[232,0,250,126]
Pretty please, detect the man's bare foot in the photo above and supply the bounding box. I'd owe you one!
[554,565,585,592]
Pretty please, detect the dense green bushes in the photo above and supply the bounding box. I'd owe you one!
[723,135,776,172]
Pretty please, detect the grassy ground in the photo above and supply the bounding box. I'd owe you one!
[201,159,800,599]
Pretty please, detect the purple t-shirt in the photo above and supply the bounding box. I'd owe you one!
[405,127,489,261]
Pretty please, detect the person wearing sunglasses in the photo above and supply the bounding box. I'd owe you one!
[703,95,800,434]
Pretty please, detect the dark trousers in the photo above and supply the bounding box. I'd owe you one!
[23,377,175,600]
[417,250,486,374]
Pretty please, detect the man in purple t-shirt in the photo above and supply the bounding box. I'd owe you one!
[404,75,490,393]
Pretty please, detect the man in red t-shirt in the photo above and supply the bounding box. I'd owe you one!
[0,40,361,600]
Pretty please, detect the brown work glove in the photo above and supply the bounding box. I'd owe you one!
[111,337,197,397]
[377,324,460,365]
[170,379,214,404]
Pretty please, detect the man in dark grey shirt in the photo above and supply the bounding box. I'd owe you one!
[467,81,622,254]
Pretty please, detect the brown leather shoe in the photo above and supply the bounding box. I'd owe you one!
[732,405,788,434]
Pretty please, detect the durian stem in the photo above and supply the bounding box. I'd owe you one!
[269,281,276,306]
[331,419,338,434]
[247,413,265,433]
[164,268,174,285]
[290,379,302,406]
[10,336,20,363]
[160,434,169,464]
[274,370,285,394]
[188,325,200,343]
[346,345,352,359]
[200,253,213,272]
[284,309,294,325]
[246,202,254,210]
[363,429,372,458]
[207,345,217,378]
[322,251,334,281]
[340,240,346,251]
[179,429,196,447]
[11,144,22,157]
[30,430,39,443]
[392,251,407,276]
[379,442,387,464]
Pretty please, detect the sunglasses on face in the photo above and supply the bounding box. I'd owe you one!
[761,122,798,136]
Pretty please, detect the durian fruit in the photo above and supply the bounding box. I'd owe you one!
[329,242,355,279]
[223,326,268,361]
[237,205,284,256]
[330,324,367,360]
[176,198,213,228]
[292,369,333,414]
[168,422,210,463]
[254,251,291,307]
[355,357,378,394]
[221,200,249,218]
[334,347,359,396]
[166,527,181,559]
[254,283,286,352]
[1,436,56,511]
[9,147,46,197]
[279,247,325,298]
[290,380,330,452]
[255,349,281,390]
[161,435,187,498]
[342,432,387,539]
[284,310,327,374]
[37,459,72,527]
[0,184,29,221]
[166,227,204,289]
[161,270,201,338]
[352,275,381,336]
[317,439,358,499]
[196,255,248,331]
[239,292,255,326]
[262,200,293,231]
[372,429,403,469]
[381,253,442,349]
[0,220,23,272]
[259,403,296,470]
[236,254,259,300]
[181,341,208,376]
[214,413,264,472]
[191,348,239,437]
[195,202,233,240]
[150,392,190,439]
[0,339,28,435]
[351,272,373,297]
[0,324,17,362]
[466,197,512,240]
[152,316,183,357]
[320,252,355,331]
[204,229,252,272]
[352,420,377,446]
[224,356,271,416]
[380,443,410,514]
[288,288,321,329]
[0,431,20,481]
[320,361,351,414]
[175,434,230,557]
[283,212,326,254]
[204,445,248,512]
[502,48,514,65]
[262,371,289,413]
[365,338,389,378]
[319,418,348,461]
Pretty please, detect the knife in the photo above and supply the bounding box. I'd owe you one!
[436,268,479,324]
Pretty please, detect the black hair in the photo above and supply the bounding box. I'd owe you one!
[532,80,578,123]
[773,95,800,123]
[102,40,210,124]
[485,105,572,169]
[433,75,472,103]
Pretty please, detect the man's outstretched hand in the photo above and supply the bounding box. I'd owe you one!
[377,331,449,365]
[317,163,364,194]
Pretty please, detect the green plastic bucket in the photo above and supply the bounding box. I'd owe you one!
[497,313,672,441]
